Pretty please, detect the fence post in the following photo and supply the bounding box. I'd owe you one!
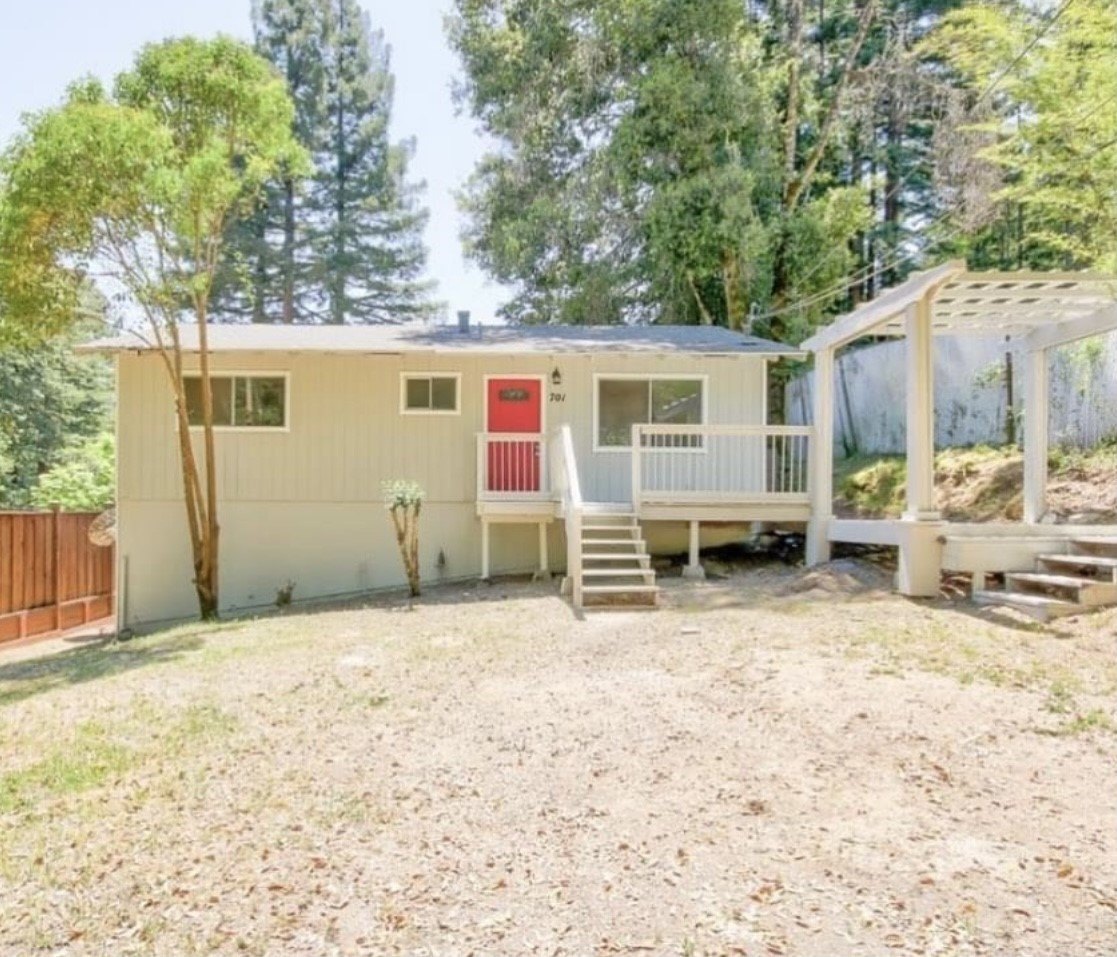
[52,505,63,633]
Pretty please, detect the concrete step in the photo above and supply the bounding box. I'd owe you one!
[1071,537,1117,558]
[1007,571,1117,606]
[1038,553,1117,577]
[973,589,1087,622]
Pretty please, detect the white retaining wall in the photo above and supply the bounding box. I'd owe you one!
[787,331,1117,453]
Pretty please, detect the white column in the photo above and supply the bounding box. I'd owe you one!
[806,346,835,565]
[1023,347,1049,525]
[682,520,705,579]
[534,521,551,581]
[480,519,491,581]
[903,297,939,521]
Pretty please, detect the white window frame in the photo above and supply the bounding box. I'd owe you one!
[592,372,709,453]
[183,371,291,433]
[399,372,462,416]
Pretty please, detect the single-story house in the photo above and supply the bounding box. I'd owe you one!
[85,319,808,627]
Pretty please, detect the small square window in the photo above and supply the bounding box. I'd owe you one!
[402,375,459,414]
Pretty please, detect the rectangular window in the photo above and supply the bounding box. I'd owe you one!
[401,374,460,414]
[184,374,287,429]
[595,376,704,448]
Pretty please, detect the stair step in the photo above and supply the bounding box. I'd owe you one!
[582,568,655,578]
[1038,553,1117,573]
[582,538,646,548]
[581,524,638,532]
[1072,537,1117,557]
[582,552,651,562]
[1007,572,1117,605]
[582,584,661,595]
[973,589,1087,622]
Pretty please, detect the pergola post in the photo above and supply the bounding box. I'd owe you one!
[903,297,939,521]
[806,345,835,565]
[1023,347,1049,524]
[898,295,945,597]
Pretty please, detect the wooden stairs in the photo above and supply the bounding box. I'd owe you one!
[974,536,1117,622]
[575,507,659,610]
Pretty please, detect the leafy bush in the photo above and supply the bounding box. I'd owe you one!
[29,433,114,511]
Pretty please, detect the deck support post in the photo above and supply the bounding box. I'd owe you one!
[682,520,705,579]
[806,346,835,565]
[533,521,552,581]
[480,519,491,581]
[1023,347,1049,524]
[898,295,945,597]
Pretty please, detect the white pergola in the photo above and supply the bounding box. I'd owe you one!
[801,260,1117,596]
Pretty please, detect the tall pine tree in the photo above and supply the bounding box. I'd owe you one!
[311,0,432,324]
[217,0,433,323]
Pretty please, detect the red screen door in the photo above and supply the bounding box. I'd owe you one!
[486,377,542,492]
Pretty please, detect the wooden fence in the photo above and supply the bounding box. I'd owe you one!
[0,510,115,643]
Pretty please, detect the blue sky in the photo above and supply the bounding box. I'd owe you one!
[0,0,509,321]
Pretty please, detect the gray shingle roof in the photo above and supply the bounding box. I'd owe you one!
[81,322,801,356]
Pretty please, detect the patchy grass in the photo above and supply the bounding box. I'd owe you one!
[835,442,1117,521]
[0,573,1114,956]
[0,720,133,814]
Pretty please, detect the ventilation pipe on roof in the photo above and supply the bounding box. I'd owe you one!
[457,310,470,335]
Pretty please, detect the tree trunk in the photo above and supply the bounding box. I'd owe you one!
[331,0,347,325]
[194,292,221,620]
[282,176,296,323]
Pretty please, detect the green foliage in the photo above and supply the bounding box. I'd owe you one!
[925,0,1117,270]
[0,36,309,343]
[217,0,434,324]
[447,0,963,337]
[0,318,112,508]
[382,479,424,510]
[29,433,115,511]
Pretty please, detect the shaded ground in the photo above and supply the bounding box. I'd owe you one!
[1,567,1115,957]
[835,444,1117,523]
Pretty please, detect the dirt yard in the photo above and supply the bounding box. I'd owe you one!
[1,565,1115,957]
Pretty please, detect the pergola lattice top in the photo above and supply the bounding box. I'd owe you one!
[802,260,1117,353]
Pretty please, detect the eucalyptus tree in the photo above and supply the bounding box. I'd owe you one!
[0,38,308,618]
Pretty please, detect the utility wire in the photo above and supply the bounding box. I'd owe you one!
[752,0,1080,325]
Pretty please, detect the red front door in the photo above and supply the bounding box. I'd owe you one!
[486,377,542,492]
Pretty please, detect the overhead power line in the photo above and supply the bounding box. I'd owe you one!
[752,0,1080,326]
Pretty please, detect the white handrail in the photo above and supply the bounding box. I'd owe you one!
[636,424,813,437]
[550,425,584,607]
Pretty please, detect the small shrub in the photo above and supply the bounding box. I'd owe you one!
[383,480,424,597]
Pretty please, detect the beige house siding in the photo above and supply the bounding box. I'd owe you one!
[116,349,767,627]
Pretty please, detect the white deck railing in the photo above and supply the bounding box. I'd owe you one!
[476,432,547,499]
[549,425,584,607]
[631,424,812,504]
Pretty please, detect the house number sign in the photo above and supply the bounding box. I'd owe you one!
[549,392,566,403]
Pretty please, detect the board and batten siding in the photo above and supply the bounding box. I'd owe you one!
[115,349,767,626]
